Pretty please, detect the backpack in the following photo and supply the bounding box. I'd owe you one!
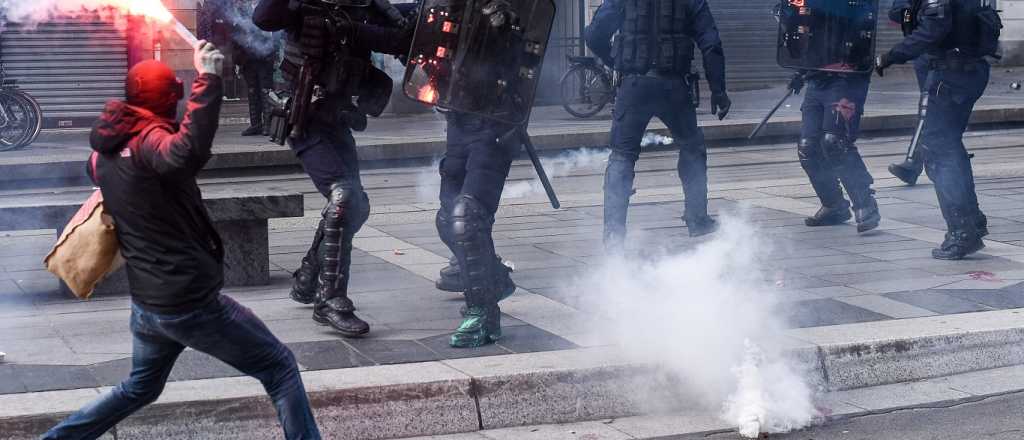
[974,1,1002,58]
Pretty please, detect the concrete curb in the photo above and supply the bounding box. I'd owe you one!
[3,310,1024,439]
[4,105,1022,185]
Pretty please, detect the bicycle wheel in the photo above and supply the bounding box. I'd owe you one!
[560,64,613,118]
[13,90,42,147]
[0,90,36,151]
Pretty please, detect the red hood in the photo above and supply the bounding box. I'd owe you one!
[89,101,175,154]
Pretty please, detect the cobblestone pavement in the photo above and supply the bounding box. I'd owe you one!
[4,122,1024,396]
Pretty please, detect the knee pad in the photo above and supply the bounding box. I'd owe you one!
[325,183,370,230]
[436,209,454,245]
[822,133,850,157]
[451,195,491,242]
[797,138,819,161]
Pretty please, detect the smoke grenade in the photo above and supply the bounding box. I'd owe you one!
[577,214,819,436]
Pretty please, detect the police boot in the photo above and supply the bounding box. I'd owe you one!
[241,88,264,136]
[805,202,852,227]
[852,193,881,233]
[290,220,324,304]
[932,224,985,260]
[451,290,502,348]
[684,215,718,237]
[312,236,370,336]
[977,213,989,239]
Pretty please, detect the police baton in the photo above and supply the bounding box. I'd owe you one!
[500,126,561,210]
[748,87,796,140]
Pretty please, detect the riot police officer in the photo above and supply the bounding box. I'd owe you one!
[876,0,999,259]
[254,0,410,336]
[585,0,730,251]
[780,0,882,233]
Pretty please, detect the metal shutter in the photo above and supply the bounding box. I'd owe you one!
[1,18,128,129]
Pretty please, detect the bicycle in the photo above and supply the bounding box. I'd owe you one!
[560,55,615,119]
[0,65,43,152]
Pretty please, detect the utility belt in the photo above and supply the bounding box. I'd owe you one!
[928,56,984,72]
[621,69,701,107]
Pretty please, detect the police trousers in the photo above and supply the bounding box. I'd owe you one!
[604,75,708,242]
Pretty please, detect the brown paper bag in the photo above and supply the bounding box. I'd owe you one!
[44,190,124,299]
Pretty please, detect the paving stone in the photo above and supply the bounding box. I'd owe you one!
[287,340,374,371]
[12,364,101,393]
[0,365,28,394]
[87,357,132,387]
[835,294,938,319]
[781,298,891,328]
[943,289,1024,310]
[344,339,441,365]
[883,290,996,315]
[495,326,578,354]
[418,333,514,360]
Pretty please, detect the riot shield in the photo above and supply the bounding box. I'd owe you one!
[776,0,878,73]
[402,0,556,125]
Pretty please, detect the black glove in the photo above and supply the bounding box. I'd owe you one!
[711,92,731,120]
[875,52,893,77]
[788,73,805,95]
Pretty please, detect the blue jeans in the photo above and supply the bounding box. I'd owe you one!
[43,295,321,440]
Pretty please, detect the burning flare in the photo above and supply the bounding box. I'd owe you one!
[1,0,198,47]
[418,83,438,104]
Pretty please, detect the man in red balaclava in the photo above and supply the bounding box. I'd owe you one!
[42,42,322,440]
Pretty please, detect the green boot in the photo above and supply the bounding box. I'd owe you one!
[450,305,501,348]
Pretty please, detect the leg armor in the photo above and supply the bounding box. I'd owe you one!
[435,209,462,292]
[260,88,273,136]
[449,195,507,348]
[241,86,264,136]
[822,132,880,233]
[290,218,324,304]
[313,183,371,337]
[798,137,851,226]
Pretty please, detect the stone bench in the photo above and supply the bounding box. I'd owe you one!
[0,189,304,292]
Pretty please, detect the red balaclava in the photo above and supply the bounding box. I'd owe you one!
[125,60,184,119]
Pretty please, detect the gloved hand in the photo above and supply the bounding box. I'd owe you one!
[711,92,731,120]
[875,52,893,77]
[788,72,805,94]
[194,40,225,76]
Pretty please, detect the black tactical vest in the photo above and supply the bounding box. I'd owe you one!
[613,0,696,74]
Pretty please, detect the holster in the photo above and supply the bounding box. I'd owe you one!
[267,90,294,145]
[685,72,701,108]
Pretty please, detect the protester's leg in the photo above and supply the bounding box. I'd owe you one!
[161,295,321,440]
[43,306,184,440]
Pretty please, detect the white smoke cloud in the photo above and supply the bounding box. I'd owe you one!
[502,147,609,199]
[577,214,818,437]
[641,131,674,147]
[415,157,443,203]
[205,0,280,58]
[0,0,127,28]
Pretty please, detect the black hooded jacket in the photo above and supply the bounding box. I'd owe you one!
[88,73,225,314]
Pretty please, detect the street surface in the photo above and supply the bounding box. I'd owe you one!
[692,392,1024,440]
